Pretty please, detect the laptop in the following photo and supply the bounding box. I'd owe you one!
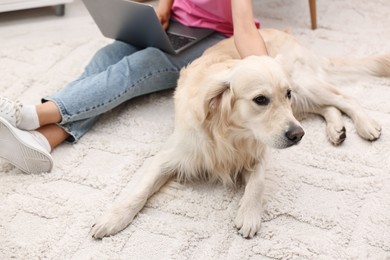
[82,0,215,54]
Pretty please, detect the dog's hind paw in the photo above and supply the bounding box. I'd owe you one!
[234,206,262,238]
[91,208,135,239]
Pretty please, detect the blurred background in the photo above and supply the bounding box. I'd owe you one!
[0,0,100,48]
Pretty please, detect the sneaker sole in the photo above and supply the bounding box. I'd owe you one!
[0,117,53,174]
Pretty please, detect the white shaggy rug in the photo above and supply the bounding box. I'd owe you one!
[1,0,390,259]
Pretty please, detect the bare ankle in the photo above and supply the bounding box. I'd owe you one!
[36,101,62,126]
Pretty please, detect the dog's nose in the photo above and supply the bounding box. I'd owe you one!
[285,125,305,144]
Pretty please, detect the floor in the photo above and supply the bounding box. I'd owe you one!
[0,0,92,46]
[1,0,390,259]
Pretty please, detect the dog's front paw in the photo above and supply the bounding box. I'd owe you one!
[355,117,381,141]
[327,125,346,145]
[91,208,135,239]
[234,205,263,238]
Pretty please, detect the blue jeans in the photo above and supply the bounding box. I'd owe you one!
[44,33,226,143]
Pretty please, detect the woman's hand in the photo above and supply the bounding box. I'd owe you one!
[156,0,173,30]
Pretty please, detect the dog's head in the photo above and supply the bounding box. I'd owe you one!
[202,55,304,149]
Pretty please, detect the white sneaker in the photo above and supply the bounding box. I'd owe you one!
[0,117,53,174]
[0,96,22,127]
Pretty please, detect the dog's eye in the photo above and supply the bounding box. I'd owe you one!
[253,95,270,106]
[286,89,292,99]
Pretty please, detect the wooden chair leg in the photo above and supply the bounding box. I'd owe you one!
[308,0,317,29]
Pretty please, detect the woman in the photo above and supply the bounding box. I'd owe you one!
[0,0,267,174]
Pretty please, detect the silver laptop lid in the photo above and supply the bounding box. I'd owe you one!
[83,0,214,54]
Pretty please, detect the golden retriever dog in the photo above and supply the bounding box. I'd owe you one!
[91,29,389,239]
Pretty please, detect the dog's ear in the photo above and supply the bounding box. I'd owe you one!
[206,73,231,110]
[195,63,236,123]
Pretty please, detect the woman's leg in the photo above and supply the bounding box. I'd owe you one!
[24,41,144,149]
[0,41,142,173]
[80,41,141,78]
[36,101,62,126]
[36,124,69,150]
[46,33,226,143]
[31,101,67,150]
[0,33,226,173]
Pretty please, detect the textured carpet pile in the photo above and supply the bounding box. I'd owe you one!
[0,0,389,259]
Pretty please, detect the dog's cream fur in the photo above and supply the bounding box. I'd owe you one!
[91,29,389,239]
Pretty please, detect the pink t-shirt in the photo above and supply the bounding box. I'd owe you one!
[171,0,260,37]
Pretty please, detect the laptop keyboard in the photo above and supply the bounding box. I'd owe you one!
[167,32,195,50]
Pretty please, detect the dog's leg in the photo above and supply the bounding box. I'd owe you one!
[323,86,382,141]
[234,163,265,238]
[91,150,174,239]
[301,81,381,141]
[338,101,381,141]
[315,106,346,145]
